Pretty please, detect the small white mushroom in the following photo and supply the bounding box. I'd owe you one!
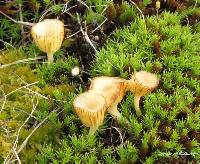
[71,66,80,76]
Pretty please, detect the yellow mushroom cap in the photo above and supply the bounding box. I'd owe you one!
[156,0,161,10]
[128,71,159,96]
[89,76,128,108]
[31,19,64,56]
[73,92,107,128]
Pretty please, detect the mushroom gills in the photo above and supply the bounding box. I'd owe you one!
[31,19,64,62]
[73,92,107,135]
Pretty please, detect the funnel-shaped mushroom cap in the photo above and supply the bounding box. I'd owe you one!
[31,19,64,61]
[89,77,128,108]
[128,71,159,96]
[73,92,107,127]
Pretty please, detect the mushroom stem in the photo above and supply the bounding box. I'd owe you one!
[134,95,142,115]
[108,105,122,120]
[108,105,130,125]
[47,53,54,63]
[89,126,99,136]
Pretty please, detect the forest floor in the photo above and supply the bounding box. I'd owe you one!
[0,0,200,163]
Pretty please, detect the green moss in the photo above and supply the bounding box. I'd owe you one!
[90,12,200,162]
[0,136,11,159]
[0,18,21,45]
[0,49,78,162]
[37,57,79,86]
[1,2,200,163]
[34,11,200,163]
[84,11,104,24]
[118,141,138,163]
[84,0,136,25]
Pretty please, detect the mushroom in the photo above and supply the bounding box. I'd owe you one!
[31,19,64,62]
[128,71,159,115]
[89,76,129,123]
[73,91,107,135]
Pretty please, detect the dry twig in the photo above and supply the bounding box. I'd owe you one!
[18,4,25,37]
[25,87,68,103]
[76,0,90,9]
[17,109,64,154]
[4,100,64,163]
[66,30,81,39]
[92,18,107,33]
[128,0,145,20]
[4,99,38,164]
[193,0,197,8]
[76,13,98,53]
[0,56,46,69]
[0,81,39,113]
[39,5,56,21]
[0,10,33,26]
[0,39,16,51]
[12,148,21,164]
[112,126,124,144]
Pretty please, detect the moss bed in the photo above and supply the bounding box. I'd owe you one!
[0,0,200,163]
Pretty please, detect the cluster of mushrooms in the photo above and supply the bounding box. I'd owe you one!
[28,19,159,136]
[73,71,159,135]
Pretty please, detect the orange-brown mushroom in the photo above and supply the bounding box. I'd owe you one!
[73,91,107,135]
[89,76,129,123]
[128,71,159,115]
[31,19,64,62]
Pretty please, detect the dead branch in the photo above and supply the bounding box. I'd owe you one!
[66,30,81,38]
[76,0,90,9]
[0,81,39,113]
[18,4,25,36]
[25,87,68,103]
[17,109,64,154]
[4,99,38,164]
[17,108,38,121]
[92,18,107,33]
[12,148,21,164]
[128,0,145,20]
[76,13,98,53]
[112,126,124,144]
[0,10,33,26]
[0,39,17,50]
[193,0,197,8]
[0,56,46,69]
[62,4,77,15]
[39,5,55,21]
[13,100,38,149]
[7,72,67,103]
